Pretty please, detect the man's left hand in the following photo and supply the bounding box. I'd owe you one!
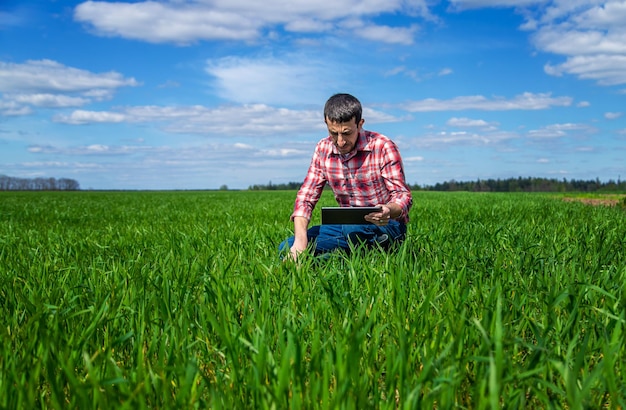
[365,205,392,226]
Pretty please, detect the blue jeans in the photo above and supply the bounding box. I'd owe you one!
[279,220,406,256]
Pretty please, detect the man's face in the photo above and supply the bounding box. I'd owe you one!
[326,117,364,155]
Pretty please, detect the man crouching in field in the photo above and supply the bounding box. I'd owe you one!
[279,93,413,261]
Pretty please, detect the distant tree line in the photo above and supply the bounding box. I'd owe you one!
[248,181,302,190]
[247,177,626,193]
[0,175,80,191]
[421,177,626,193]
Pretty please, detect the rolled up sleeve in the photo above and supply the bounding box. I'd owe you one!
[381,142,413,223]
[291,146,327,221]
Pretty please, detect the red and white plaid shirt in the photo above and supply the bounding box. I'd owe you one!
[291,129,412,224]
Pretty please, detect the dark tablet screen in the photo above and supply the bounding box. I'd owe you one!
[321,207,382,225]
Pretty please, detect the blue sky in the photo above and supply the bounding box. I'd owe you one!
[1,0,625,190]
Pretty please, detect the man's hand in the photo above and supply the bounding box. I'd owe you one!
[365,204,391,226]
[365,203,399,226]
[289,238,307,261]
[287,216,310,261]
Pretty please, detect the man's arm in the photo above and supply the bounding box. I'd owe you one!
[290,216,309,260]
[380,140,413,222]
[288,142,329,261]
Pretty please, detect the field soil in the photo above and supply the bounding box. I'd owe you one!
[562,194,626,207]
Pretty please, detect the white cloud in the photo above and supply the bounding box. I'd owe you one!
[570,0,626,29]
[527,122,597,138]
[545,55,626,85]
[284,19,333,33]
[447,117,499,129]
[74,0,431,45]
[52,101,402,137]
[233,142,254,150]
[531,1,626,85]
[604,111,623,119]
[404,156,424,162]
[446,1,626,86]
[54,110,128,125]
[205,56,335,105]
[75,1,259,44]
[539,0,607,24]
[401,92,572,112]
[258,148,305,157]
[385,65,453,81]
[362,107,402,124]
[343,19,419,45]
[0,59,138,93]
[54,104,323,135]
[0,100,33,116]
[12,93,90,108]
[535,29,626,56]
[0,59,139,116]
[412,130,518,148]
[26,143,179,158]
[447,0,547,11]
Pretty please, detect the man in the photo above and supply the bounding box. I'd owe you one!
[280,93,413,261]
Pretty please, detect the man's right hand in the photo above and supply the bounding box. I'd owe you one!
[288,216,310,261]
[289,240,307,261]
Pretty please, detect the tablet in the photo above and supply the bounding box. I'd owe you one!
[321,206,382,225]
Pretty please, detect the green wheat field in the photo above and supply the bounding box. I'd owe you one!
[1,190,625,409]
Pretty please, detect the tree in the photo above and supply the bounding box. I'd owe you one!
[0,175,80,191]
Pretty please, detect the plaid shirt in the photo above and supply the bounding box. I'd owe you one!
[292,129,412,224]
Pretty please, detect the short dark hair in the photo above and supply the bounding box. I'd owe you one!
[324,93,362,124]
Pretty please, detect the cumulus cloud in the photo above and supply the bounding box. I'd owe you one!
[27,143,152,156]
[75,1,260,44]
[74,0,431,45]
[404,155,425,162]
[447,117,499,129]
[400,92,572,112]
[544,55,626,85]
[53,101,403,137]
[53,104,323,135]
[0,59,139,116]
[55,110,128,125]
[445,1,626,86]
[527,122,597,138]
[447,0,547,11]
[412,130,518,148]
[343,19,420,45]
[0,100,33,116]
[385,65,453,81]
[531,1,626,86]
[0,59,138,93]
[12,94,90,108]
[205,56,335,105]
